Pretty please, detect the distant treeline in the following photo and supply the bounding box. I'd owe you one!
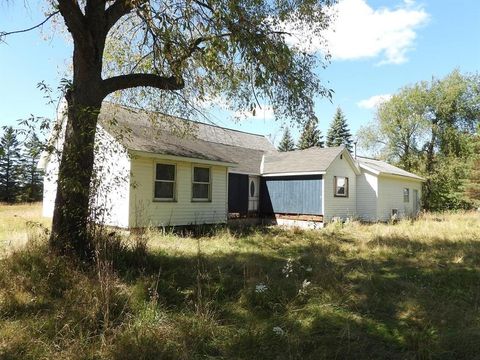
[0,126,43,203]
[358,70,480,211]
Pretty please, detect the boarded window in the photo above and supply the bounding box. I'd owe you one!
[403,188,410,203]
[154,163,175,200]
[192,166,211,201]
[334,176,349,197]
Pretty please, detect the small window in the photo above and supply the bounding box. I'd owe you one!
[250,180,255,197]
[192,166,211,201]
[154,163,176,200]
[334,176,349,197]
[403,188,410,203]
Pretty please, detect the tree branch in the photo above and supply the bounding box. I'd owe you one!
[0,11,59,41]
[106,0,135,30]
[57,0,87,39]
[102,73,184,96]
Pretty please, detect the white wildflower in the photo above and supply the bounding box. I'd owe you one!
[298,279,311,295]
[282,258,294,278]
[255,283,268,293]
[305,266,312,272]
[272,326,285,336]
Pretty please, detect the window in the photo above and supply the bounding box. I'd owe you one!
[154,163,176,200]
[403,188,410,203]
[192,166,211,201]
[334,176,349,197]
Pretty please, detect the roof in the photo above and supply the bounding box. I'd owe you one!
[356,156,425,181]
[262,146,346,175]
[98,103,274,171]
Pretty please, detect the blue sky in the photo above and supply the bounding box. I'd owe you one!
[1,0,479,148]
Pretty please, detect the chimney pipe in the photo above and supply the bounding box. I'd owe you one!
[353,141,358,159]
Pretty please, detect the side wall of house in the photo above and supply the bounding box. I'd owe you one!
[42,124,131,229]
[356,170,378,222]
[323,153,357,222]
[129,157,228,227]
[377,176,422,221]
[90,126,131,228]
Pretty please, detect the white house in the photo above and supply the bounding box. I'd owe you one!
[39,102,425,228]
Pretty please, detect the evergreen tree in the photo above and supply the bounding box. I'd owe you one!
[297,118,324,150]
[326,107,353,151]
[0,127,22,203]
[20,132,44,202]
[278,127,295,152]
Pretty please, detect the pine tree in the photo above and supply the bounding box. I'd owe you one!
[0,127,22,203]
[278,127,296,152]
[20,132,44,202]
[326,107,353,151]
[297,118,324,150]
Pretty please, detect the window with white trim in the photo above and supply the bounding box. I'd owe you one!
[154,163,176,200]
[192,166,211,201]
[334,176,349,197]
[403,188,410,203]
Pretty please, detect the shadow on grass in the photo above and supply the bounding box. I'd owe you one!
[2,227,480,359]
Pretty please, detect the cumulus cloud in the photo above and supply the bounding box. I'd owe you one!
[357,94,392,109]
[284,0,429,64]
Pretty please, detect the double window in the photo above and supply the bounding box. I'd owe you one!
[192,166,211,201]
[154,163,176,201]
[334,176,349,197]
[403,188,410,203]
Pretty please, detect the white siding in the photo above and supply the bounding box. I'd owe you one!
[323,152,357,222]
[41,123,131,228]
[377,176,422,221]
[91,126,131,228]
[129,156,228,227]
[356,170,378,221]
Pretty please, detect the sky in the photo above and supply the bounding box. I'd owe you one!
[0,0,479,148]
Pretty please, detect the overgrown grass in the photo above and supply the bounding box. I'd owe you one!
[1,204,480,359]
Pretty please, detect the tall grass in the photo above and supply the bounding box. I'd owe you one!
[0,204,479,359]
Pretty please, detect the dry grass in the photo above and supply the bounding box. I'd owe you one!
[0,204,480,359]
[0,202,49,255]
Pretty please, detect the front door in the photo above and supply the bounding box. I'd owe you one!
[413,189,419,216]
[248,176,260,212]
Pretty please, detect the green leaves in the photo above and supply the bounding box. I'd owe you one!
[103,0,335,123]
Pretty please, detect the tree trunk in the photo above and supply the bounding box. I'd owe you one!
[50,34,105,260]
[50,92,102,260]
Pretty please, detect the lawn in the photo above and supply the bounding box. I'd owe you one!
[1,203,480,359]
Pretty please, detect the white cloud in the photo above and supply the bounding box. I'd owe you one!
[357,93,392,109]
[284,0,429,64]
[235,105,275,120]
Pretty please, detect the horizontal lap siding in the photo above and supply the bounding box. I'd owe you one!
[129,157,227,227]
[261,176,322,215]
[356,170,378,222]
[377,177,422,221]
[323,154,357,222]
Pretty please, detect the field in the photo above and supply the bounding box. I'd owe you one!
[1,203,480,359]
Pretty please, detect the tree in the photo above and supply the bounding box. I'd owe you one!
[2,0,335,260]
[297,117,324,150]
[20,133,44,202]
[0,127,22,203]
[358,70,480,210]
[278,127,295,152]
[326,107,352,151]
[465,128,480,207]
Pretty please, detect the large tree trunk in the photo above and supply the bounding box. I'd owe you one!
[50,93,102,260]
[50,32,106,260]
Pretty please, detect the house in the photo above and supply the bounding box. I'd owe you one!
[39,102,424,228]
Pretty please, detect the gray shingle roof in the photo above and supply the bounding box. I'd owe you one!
[356,157,425,181]
[98,103,274,171]
[262,146,345,174]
